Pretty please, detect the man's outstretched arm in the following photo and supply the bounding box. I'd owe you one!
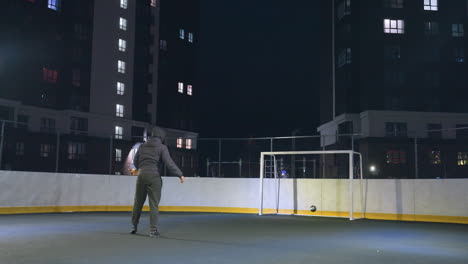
[161,146,184,183]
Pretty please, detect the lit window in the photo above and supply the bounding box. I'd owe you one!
[424,21,439,36]
[179,29,185,39]
[187,85,193,95]
[116,104,124,117]
[384,19,405,34]
[68,142,86,160]
[117,82,125,95]
[160,40,168,51]
[424,0,438,11]
[40,144,53,158]
[178,82,184,93]
[452,24,464,37]
[72,69,81,87]
[151,0,157,7]
[42,67,58,83]
[186,139,192,149]
[454,47,465,63]
[177,138,183,148]
[48,0,61,11]
[457,152,468,166]
[119,39,127,52]
[118,60,126,73]
[385,122,407,137]
[16,142,25,156]
[115,126,123,139]
[430,150,441,165]
[384,0,404,8]
[120,0,128,9]
[120,18,128,31]
[115,149,122,162]
[337,48,351,67]
[188,32,194,43]
[386,150,407,164]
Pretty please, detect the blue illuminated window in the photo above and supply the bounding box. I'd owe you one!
[179,29,185,39]
[48,0,61,11]
[454,48,465,63]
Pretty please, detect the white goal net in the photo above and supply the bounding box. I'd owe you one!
[258,150,364,220]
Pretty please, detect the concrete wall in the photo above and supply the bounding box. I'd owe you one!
[0,171,467,224]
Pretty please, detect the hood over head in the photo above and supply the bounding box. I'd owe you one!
[150,127,166,142]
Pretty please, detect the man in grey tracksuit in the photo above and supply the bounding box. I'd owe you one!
[131,127,184,237]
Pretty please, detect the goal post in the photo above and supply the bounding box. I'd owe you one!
[258,150,364,220]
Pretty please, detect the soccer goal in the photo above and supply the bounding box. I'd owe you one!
[258,150,364,220]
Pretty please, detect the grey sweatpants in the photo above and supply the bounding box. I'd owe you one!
[131,173,162,231]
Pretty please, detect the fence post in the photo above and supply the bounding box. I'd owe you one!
[0,121,5,169]
[109,135,113,175]
[270,138,273,178]
[313,159,317,178]
[322,135,326,178]
[239,158,242,178]
[218,139,221,177]
[55,131,60,172]
[414,136,418,179]
[302,156,306,178]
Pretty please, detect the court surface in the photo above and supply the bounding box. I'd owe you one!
[1,212,467,264]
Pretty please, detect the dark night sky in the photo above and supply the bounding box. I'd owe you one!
[197,1,321,138]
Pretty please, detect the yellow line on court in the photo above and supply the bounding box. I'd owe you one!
[1,206,467,224]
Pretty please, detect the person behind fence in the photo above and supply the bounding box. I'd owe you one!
[130,127,185,237]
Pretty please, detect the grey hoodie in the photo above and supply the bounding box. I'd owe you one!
[133,133,183,177]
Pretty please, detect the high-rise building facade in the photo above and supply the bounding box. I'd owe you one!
[319,0,468,178]
[0,0,198,175]
[157,0,199,133]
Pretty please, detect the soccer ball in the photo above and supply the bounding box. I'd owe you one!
[310,205,317,212]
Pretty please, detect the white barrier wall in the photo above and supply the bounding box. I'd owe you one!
[0,171,467,224]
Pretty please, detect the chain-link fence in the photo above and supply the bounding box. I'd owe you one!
[0,120,136,175]
[0,119,467,179]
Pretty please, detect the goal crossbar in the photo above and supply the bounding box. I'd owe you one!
[258,150,364,220]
